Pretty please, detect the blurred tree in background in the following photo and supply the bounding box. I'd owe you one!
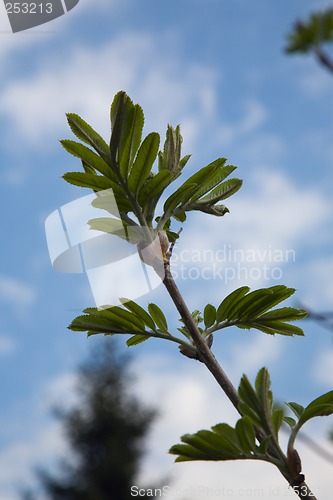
[22,341,161,500]
[286,6,333,74]
[286,5,333,454]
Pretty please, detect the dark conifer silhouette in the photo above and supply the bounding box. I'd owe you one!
[23,341,160,499]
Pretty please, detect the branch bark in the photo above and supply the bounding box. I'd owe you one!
[162,262,317,500]
[315,45,333,74]
[163,264,240,410]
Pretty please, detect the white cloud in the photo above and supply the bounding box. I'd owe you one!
[0,32,217,153]
[298,65,333,99]
[0,333,16,355]
[218,98,268,146]
[297,255,333,310]
[129,353,239,483]
[0,275,37,310]
[171,167,331,304]
[313,347,333,387]
[225,333,283,377]
[0,371,78,499]
[39,371,79,412]
[0,420,67,500]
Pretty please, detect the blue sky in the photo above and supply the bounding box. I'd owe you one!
[1,0,333,498]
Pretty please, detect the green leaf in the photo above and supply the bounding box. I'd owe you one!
[216,286,250,322]
[126,334,150,347]
[83,306,146,334]
[238,401,263,429]
[88,218,142,243]
[66,113,110,163]
[246,321,304,337]
[255,368,272,408]
[238,370,276,438]
[91,306,146,332]
[170,420,262,464]
[172,210,186,223]
[259,307,308,322]
[119,103,144,178]
[120,298,157,331]
[179,154,191,170]
[283,416,297,428]
[186,161,233,201]
[62,172,116,192]
[88,217,143,244]
[203,304,216,328]
[257,435,271,454]
[211,424,242,453]
[91,191,133,217]
[215,286,306,337]
[238,374,262,419]
[175,160,225,203]
[198,178,243,204]
[60,140,116,180]
[237,286,296,320]
[235,417,256,453]
[138,170,173,206]
[88,217,125,235]
[68,314,127,334]
[299,391,333,426]
[185,202,230,217]
[169,443,212,462]
[180,162,220,190]
[148,303,169,334]
[181,431,239,459]
[110,91,138,168]
[255,368,273,431]
[228,288,272,321]
[163,183,197,215]
[285,402,305,419]
[127,132,160,194]
[272,409,284,436]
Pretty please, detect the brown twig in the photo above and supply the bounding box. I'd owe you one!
[163,263,240,409]
[314,45,333,74]
[162,262,317,499]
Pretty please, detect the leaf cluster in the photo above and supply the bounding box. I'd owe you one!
[285,391,333,458]
[170,367,333,481]
[199,285,307,337]
[61,91,242,246]
[170,368,285,465]
[69,299,169,347]
[286,8,333,53]
[68,284,307,361]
